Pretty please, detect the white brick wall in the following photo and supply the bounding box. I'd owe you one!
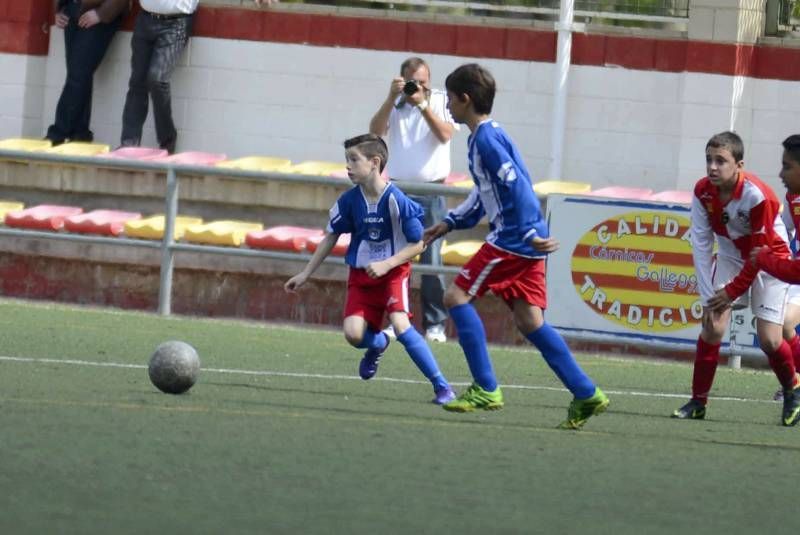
[2,28,799,194]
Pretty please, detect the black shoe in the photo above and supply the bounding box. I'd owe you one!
[672,399,706,420]
[782,388,800,426]
[44,136,65,147]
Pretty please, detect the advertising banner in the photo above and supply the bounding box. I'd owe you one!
[546,195,710,348]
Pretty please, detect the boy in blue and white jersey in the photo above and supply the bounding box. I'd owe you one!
[285,134,455,404]
[424,64,608,429]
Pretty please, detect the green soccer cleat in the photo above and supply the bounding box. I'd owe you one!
[782,387,800,427]
[442,383,504,412]
[671,398,706,420]
[558,387,610,430]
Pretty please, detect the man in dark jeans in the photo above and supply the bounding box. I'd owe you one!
[46,0,128,146]
[119,1,197,154]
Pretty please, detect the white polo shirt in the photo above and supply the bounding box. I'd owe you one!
[140,0,198,14]
[385,88,458,183]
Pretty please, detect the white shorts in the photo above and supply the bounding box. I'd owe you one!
[788,285,800,307]
[713,255,788,324]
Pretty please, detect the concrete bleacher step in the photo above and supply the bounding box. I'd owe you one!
[4,204,83,230]
[245,226,324,252]
[0,138,52,152]
[532,180,592,196]
[216,156,292,172]
[183,220,263,247]
[0,201,25,223]
[441,240,483,266]
[124,215,204,240]
[306,232,350,256]
[63,209,143,236]
[44,142,110,156]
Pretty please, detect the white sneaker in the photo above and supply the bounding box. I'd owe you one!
[382,325,397,340]
[425,324,447,343]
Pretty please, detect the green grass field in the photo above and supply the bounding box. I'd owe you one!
[0,298,797,534]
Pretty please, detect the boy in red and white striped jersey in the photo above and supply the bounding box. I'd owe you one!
[673,131,800,426]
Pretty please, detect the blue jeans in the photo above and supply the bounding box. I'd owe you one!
[120,11,193,152]
[409,193,447,329]
[46,1,120,143]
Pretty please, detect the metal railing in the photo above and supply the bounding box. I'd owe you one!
[0,148,761,360]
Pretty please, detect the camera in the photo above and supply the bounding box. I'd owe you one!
[402,79,421,96]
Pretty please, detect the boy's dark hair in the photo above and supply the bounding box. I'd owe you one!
[706,131,744,162]
[445,63,495,115]
[783,135,800,165]
[344,134,389,172]
[400,57,429,78]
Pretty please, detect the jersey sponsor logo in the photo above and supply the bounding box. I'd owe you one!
[364,216,384,223]
[459,268,471,280]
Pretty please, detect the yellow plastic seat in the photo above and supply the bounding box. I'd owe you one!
[441,240,483,266]
[183,220,263,247]
[124,215,204,240]
[0,138,52,152]
[216,156,292,172]
[452,179,474,189]
[0,201,24,223]
[533,180,592,196]
[287,160,346,176]
[44,142,110,157]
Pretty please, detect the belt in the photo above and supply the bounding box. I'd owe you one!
[143,9,191,20]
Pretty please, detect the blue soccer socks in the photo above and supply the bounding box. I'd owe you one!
[527,322,595,399]
[397,327,449,391]
[356,327,388,350]
[450,303,497,392]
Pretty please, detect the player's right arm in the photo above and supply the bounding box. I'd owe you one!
[284,232,340,292]
[690,189,716,306]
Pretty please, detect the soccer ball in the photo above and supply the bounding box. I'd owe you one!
[148,340,200,394]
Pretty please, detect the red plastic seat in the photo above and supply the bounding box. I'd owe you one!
[4,204,83,230]
[648,190,692,204]
[245,226,324,252]
[64,210,142,236]
[587,186,654,200]
[99,147,168,160]
[306,232,350,256]
[444,172,470,185]
[154,152,227,166]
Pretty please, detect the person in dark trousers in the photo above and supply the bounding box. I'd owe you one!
[45,0,129,146]
[119,0,198,154]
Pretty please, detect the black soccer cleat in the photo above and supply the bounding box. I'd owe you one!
[671,399,706,420]
[782,388,800,427]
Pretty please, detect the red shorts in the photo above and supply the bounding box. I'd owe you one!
[453,243,547,309]
[344,263,411,331]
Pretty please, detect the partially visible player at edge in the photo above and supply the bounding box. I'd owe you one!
[284,133,456,404]
[749,135,800,402]
[423,63,609,429]
[672,131,800,426]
